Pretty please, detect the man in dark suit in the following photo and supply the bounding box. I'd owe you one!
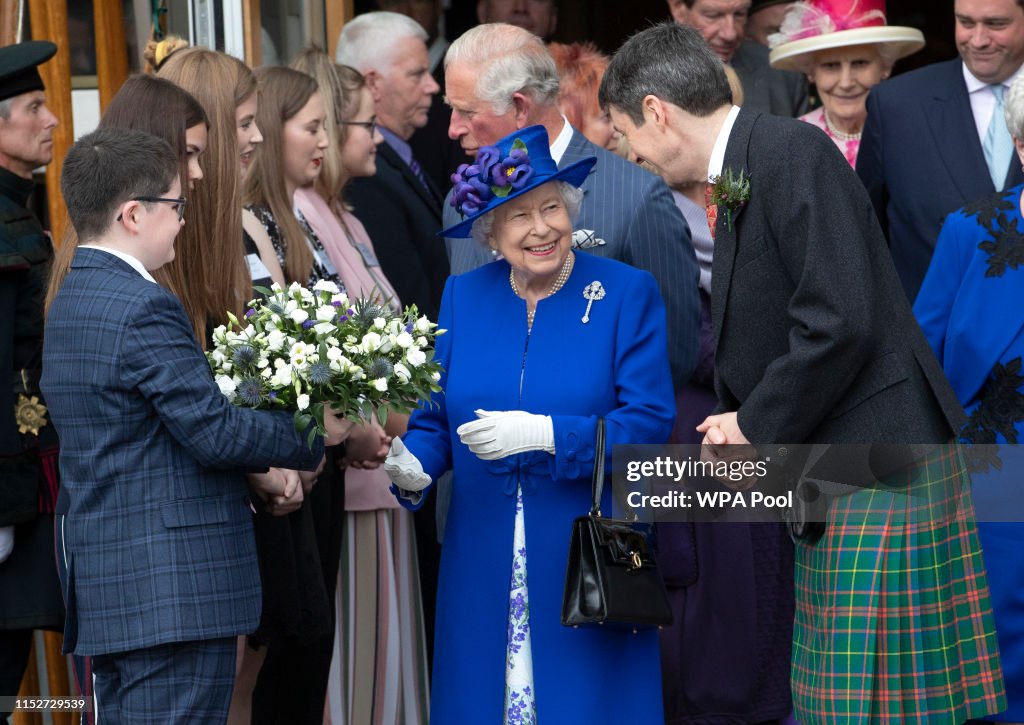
[858,0,1024,302]
[41,128,344,723]
[667,0,808,116]
[336,11,450,322]
[603,22,1002,724]
[0,41,63,719]
[443,22,701,388]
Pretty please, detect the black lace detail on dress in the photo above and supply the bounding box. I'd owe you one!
[960,357,1024,472]
[962,191,1024,277]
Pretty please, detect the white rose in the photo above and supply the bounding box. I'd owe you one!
[431,370,441,382]
[406,348,427,367]
[415,316,432,333]
[326,346,343,362]
[316,305,336,322]
[415,336,428,348]
[211,349,227,366]
[273,362,293,387]
[267,329,286,352]
[313,279,340,294]
[394,362,411,383]
[314,322,336,336]
[372,378,388,392]
[373,317,386,329]
[379,335,395,353]
[361,332,382,353]
[289,308,309,325]
[288,282,303,295]
[297,393,310,410]
[261,367,273,379]
[216,375,236,399]
[395,331,414,349]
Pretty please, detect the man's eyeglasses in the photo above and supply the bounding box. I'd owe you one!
[340,118,377,136]
[117,196,188,222]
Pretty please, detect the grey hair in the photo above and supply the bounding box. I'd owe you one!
[470,181,584,246]
[1007,71,1024,139]
[0,98,13,119]
[445,24,560,115]
[335,11,427,75]
[599,23,732,124]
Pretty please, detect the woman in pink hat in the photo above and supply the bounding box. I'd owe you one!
[769,0,924,167]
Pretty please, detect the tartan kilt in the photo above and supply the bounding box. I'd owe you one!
[791,444,1006,724]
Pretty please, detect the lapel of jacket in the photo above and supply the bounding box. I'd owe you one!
[922,59,995,202]
[378,141,443,220]
[710,108,755,350]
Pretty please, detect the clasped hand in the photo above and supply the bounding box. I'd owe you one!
[696,411,760,491]
[456,409,554,461]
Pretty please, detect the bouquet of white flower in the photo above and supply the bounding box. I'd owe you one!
[207,280,444,443]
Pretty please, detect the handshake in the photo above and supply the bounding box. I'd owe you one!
[384,409,555,492]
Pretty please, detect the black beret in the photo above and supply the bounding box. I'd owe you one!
[0,41,57,103]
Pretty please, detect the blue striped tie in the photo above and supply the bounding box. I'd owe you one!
[984,84,1014,191]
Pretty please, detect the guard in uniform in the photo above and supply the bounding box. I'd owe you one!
[0,40,63,720]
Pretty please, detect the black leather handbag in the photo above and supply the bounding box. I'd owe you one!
[560,418,673,632]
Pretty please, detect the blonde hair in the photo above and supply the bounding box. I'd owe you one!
[158,48,257,337]
[242,66,318,284]
[143,35,190,73]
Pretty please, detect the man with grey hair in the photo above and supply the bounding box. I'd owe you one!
[443,22,701,389]
[336,11,448,322]
[0,40,63,718]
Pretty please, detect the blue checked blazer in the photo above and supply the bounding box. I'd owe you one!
[445,126,700,387]
[41,248,324,656]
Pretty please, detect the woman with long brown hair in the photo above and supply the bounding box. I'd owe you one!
[44,75,208,321]
[241,65,350,724]
[158,47,280,339]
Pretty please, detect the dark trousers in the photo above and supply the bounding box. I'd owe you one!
[91,637,235,725]
[0,628,32,721]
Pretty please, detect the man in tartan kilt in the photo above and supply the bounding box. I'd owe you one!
[601,22,1007,724]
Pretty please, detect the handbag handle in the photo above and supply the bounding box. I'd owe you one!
[590,417,606,517]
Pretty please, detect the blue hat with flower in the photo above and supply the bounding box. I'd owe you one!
[441,125,597,238]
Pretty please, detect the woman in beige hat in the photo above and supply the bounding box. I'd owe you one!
[769,0,923,166]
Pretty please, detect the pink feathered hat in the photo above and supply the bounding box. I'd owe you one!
[768,0,924,73]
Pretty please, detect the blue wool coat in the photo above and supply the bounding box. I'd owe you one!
[400,251,674,723]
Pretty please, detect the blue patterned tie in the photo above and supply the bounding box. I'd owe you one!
[984,84,1014,191]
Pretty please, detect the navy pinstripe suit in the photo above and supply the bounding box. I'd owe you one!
[41,249,323,717]
[445,127,701,387]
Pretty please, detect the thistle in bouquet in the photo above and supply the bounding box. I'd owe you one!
[207,280,445,444]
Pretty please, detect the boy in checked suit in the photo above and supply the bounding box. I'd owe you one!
[41,129,347,723]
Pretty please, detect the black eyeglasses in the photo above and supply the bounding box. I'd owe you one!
[340,118,377,135]
[117,196,188,222]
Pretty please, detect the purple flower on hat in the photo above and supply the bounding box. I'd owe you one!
[475,145,502,173]
[491,147,534,194]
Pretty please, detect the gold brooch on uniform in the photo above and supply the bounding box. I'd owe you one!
[15,394,47,435]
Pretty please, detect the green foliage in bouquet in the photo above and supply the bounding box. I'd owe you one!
[207,281,445,445]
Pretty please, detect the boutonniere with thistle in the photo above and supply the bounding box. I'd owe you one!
[709,168,751,232]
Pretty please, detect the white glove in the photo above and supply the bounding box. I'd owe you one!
[0,526,13,564]
[384,437,432,492]
[456,409,555,461]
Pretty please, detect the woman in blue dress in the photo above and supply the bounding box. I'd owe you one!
[384,125,675,723]
[913,72,1024,723]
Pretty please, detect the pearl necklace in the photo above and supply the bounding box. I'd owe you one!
[510,252,575,329]
[823,110,862,142]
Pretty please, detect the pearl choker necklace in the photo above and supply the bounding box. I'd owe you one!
[823,110,862,142]
[510,252,575,329]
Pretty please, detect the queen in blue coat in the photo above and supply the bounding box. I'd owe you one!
[384,126,675,723]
